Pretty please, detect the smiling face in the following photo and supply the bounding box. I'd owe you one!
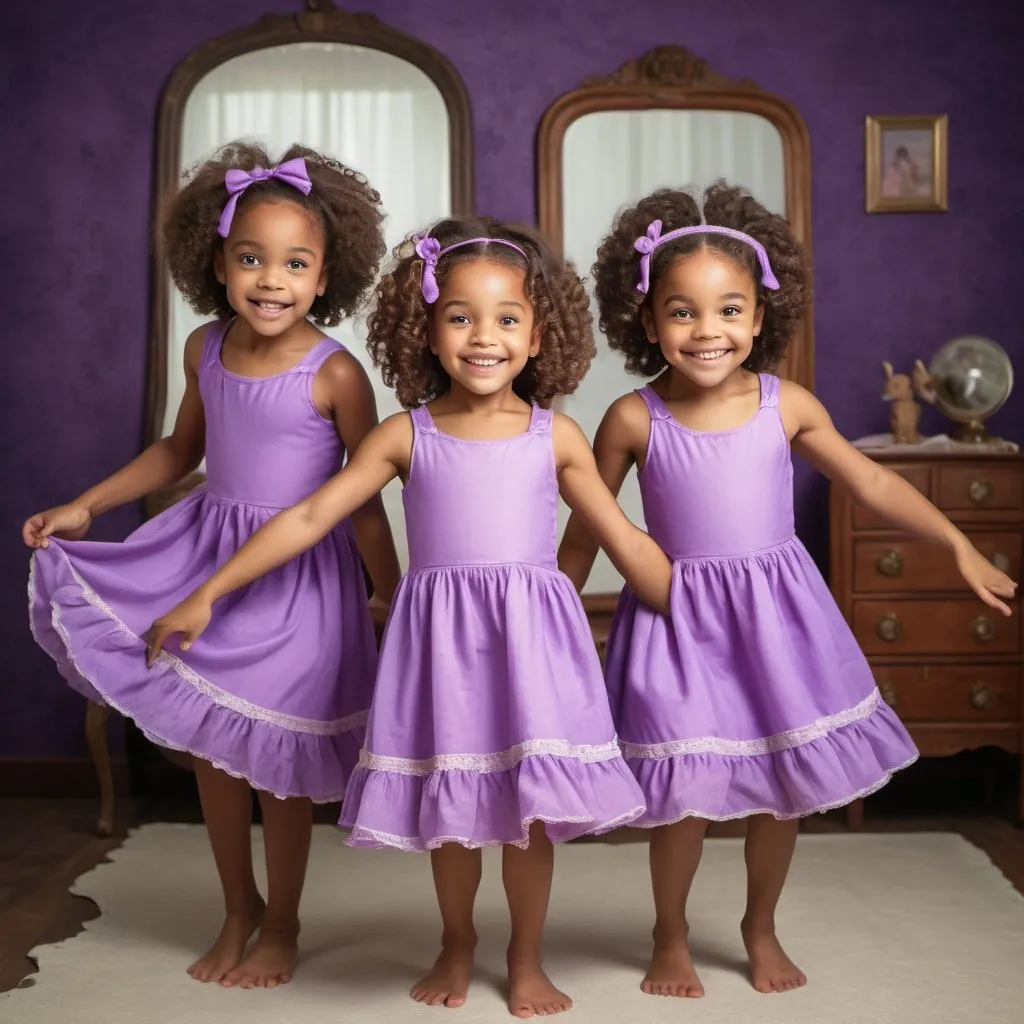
[429,258,540,398]
[641,247,765,389]
[214,199,327,337]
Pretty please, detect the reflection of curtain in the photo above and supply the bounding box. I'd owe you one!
[168,42,451,569]
[560,110,786,593]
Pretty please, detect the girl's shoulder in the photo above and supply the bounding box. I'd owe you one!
[186,319,228,372]
[590,390,658,454]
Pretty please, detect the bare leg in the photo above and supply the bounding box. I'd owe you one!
[189,758,264,983]
[411,843,482,1007]
[85,702,115,837]
[741,815,806,993]
[224,792,312,989]
[504,821,571,1018]
[643,817,709,997]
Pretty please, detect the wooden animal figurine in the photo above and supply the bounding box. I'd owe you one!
[882,361,922,445]
[913,358,938,405]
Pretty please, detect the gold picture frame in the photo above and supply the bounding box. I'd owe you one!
[865,114,948,213]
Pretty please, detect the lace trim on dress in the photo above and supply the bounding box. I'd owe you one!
[620,690,883,759]
[357,737,624,776]
[345,804,646,851]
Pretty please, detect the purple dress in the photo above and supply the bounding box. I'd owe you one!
[28,320,375,802]
[604,376,919,823]
[339,403,645,850]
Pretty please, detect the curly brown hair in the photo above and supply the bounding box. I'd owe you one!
[163,141,386,327]
[367,217,595,408]
[592,180,812,376]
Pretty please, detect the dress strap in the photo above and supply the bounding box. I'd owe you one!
[759,373,781,409]
[299,337,346,376]
[200,319,231,370]
[636,385,673,421]
[409,404,437,435]
[528,405,553,434]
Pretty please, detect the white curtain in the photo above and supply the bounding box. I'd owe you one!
[167,42,451,569]
[559,110,786,593]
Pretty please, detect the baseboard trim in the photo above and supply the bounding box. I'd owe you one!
[0,758,130,798]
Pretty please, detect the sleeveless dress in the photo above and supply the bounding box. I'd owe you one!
[339,403,646,850]
[603,375,919,823]
[28,320,376,802]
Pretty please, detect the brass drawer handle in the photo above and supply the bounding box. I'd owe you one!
[876,613,902,642]
[876,550,903,577]
[879,683,898,708]
[968,479,994,505]
[991,552,1011,573]
[970,616,996,642]
[970,683,993,711]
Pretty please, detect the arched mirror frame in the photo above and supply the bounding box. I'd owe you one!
[144,2,475,514]
[537,45,814,392]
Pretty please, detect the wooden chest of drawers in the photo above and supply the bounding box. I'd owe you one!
[829,452,1023,825]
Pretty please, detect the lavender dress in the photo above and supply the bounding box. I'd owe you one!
[339,403,645,850]
[604,376,919,823]
[28,320,375,801]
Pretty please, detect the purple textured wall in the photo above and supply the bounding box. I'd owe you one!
[3,0,1023,757]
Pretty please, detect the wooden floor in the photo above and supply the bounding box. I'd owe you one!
[2,787,1023,994]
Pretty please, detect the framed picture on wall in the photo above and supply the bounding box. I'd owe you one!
[865,114,948,213]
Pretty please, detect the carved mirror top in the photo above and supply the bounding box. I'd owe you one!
[537,43,814,391]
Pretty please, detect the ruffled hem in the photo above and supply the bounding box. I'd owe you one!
[623,699,919,824]
[29,548,365,803]
[338,754,646,850]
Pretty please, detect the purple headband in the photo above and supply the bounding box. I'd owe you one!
[634,220,780,294]
[414,234,529,303]
[217,157,313,238]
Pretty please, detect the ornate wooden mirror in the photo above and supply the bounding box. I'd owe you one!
[538,45,813,599]
[145,1,474,563]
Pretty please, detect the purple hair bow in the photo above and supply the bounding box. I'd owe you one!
[217,157,313,238]
[414,234,444,304]
[413,233,528,303]
[634,219,780,294]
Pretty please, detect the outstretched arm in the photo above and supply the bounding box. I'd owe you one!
[783,380,1018,615]
[557,395,647,592]
[23,327,207,547]
[145,413,411,660]
[553,414,671,615]
[318,350,402,602]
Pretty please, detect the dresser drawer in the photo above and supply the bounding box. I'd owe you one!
[853,599,1020,656]
[852,533,1022,593]
[936,465,1023,517]
[853,464,930,530]
[872,663,1021,722]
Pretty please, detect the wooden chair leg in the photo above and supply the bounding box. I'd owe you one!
[1018,756,1024,829]
[85,702,115,836]
[845,798,865,832]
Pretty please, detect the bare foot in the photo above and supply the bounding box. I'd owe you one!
[742,923,806,993]
[411,941,476,1008]
[642,931,705,998]
[222,924,299,989]
[187,901,264,983]
[508,960,572,1018]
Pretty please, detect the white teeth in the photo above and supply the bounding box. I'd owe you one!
[690,350,728,361]
[258,302,286,310]
[466,358,501,366]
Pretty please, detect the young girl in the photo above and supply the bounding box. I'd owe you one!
[24,142,400,989]
[145,216,673,1017]
[558,182,1017,999]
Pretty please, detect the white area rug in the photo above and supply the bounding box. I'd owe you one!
[4,826,1024,1023]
